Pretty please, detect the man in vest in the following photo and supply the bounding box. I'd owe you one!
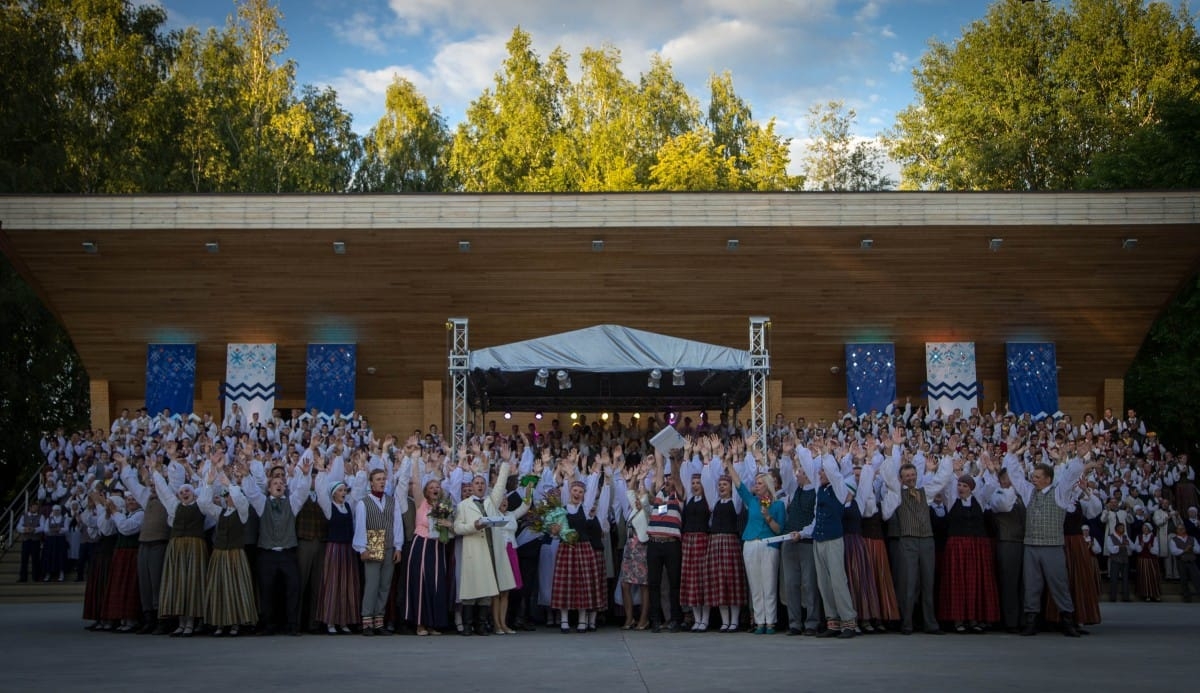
[881,432,955,635]
[243,463,308,636]
[808,447,858,639]
[1168,522,1200,602]
[118,454,173,634]
[781,443,821,635]
[1105,522,1132,602]
[16,500,43,583]
[353,468,405,636]
[1006,446,1096,637]
[986,460,1027,633]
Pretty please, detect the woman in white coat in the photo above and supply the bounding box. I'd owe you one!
[452,458,511,635]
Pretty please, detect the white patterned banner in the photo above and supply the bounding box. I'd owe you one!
[924,342,981,417]
[223,343,277,425]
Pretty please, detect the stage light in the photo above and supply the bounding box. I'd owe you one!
[556,370,572,390]
[860,238,873,250]
[600,412,609,421]
[458,240,471,252]
[503,410,512,420]
[1122,238,1138,250]
[534,411,543,420]
[81,242,98,254]
[667,411,677,425]
[988,238,1003,252]
[332,241,346,255]
[592,239,605,251]
[727,239,739,251]
[648,369,662,389]
[672,368,685,386]
[632,412,640,419]
[205,241,220,254]
[570,412,578,420]
[534,368,549,388]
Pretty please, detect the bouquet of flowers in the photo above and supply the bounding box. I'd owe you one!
[429,493,456,544]
[528,493,578,544]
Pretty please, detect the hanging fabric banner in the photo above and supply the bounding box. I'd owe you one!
[306,343,356,415]
[145,344,196,417]
[223,343,277,426]
[845,343,896,414]
[1006,342,1059,420]
[924,342,981,417]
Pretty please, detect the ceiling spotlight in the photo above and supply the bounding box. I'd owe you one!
[556,370,572,390]
[600,412,609,421]
[366,366,376,375]
[648,368,662,389]
[458,240,471,253]
[332,241,346,255]
[989,237,1003,252]
[81,241,98,254]
[1122,238,1138,250]
[726,239,739,251]
[592,239,605,252]
[860,238,874,250]
[534,410,543,421]
[830,365,841,375]
[503,410,512,420]
[205,241,220,254]
[632,412,640,419]
[534,368,549,388]
[667,411,678,425]
[570,412,578,421]
[672,368,685,386]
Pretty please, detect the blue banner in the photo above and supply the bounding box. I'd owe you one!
[845,343,896,414]
[1006,342,1059,420]
[306,343,356,414]
[146,344,196,416]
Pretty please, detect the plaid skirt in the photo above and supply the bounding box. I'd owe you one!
[160,536,208,619]
[863,537,900,620]
[406,535,449,628]
[621,536,648,586]
[204,548,257,627]
[1045,535,1103,625]
[937,535,999,623]
[317,542,361,627]
[82,535,116,620]
[704,534,747,607]
[680,533,710,606]
[593,547,608,610]
[844,533,882,621]
[100,546,140,621]
[1136,554,1162,600]
[551,541,602,610]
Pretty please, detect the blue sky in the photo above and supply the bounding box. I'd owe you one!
[145,0,1038,174]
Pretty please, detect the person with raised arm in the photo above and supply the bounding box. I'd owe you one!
[196,460,256,637]
[314,448,363,634]
[152,458,213,637]
[241,457,309,636]
[549,450,604,633]
[726,444,786,634]
[701,435,747,633]
[352,464,406,636]
[453,454,510,636]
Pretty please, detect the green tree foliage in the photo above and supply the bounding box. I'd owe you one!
[803,100,893,191]
[886,0,1200,190]
[354,76,452,192]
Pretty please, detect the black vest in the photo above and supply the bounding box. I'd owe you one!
[682,497,710,534]
[710,499,739,535]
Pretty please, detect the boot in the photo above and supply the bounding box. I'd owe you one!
[152,617,173,636]
[1019,612,1038,637]
[475,605,491,636]
[138,611,156,635]
[460,605,474,636]
[1059,612,1081,638]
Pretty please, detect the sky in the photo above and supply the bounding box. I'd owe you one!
[146,0,1026,176]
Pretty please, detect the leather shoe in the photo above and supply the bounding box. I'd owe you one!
[786,628,803,636]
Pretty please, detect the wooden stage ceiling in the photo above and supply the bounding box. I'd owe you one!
[1,192,1198,412]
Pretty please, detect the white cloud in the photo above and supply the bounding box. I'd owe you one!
[889,51,910,73]
[331,11,395,54]
[880,24,896,39]
[854,1,882,22]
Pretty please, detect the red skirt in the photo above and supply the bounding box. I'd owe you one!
[551,541,602,610]
[680,533,710,606]
[1136,555,1162,600]
[100,546,140,621]
[1065,535,1102,625]
[317,542,361,627]
[82,537,115,620]
[863,537,900,621]
[703,534,747,607]
[937,535,999,623]
[593,547,607,610]
[844,533,881,621]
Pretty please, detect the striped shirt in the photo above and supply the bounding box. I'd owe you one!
[648,493,682,540]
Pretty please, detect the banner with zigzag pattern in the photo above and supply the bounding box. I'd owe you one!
[923,342,981,417]
[224,343,276,425]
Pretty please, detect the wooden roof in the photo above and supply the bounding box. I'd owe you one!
[2,192,1198,409]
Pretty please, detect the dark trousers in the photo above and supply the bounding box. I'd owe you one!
[297,539,325,628]
[781,540,821,630]
[898,537,936,631]
[137,541,167,611]
[19,539,42,582]
[42,535,67,578]
[1109,559,1131,601]
[258,549,301,629]
[1180,560,1200,600]
[645,539,682,625]
[515,545,541,623]
[995,541,1023,629]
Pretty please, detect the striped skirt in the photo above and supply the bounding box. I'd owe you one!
[704,534,747,607]
[621,536,648,586]
[1136,554,1162,600]
[100,546,140,621]
[82,535,116,620]
[204,548,257,627]
[405,535,449,628]
[551,541,602,611]
[317,542,361,627]
[863,536,900,621]
[159,536,208,618]
[937,535,999,623]
[1055,535,1102,625]
[593,547,607,610]
[844,533,882,621]
[680,533,710,606]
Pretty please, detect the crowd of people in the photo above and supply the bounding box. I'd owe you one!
[13,400,1200,639]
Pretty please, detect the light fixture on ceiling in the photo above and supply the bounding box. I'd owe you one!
[830,365,841,375]
[366,366,376,375]
[205,241,220,254]
[727,239,739,251]
[81,241,98,254]
[570,412,578,421]
[600,412,609,421]
[631,412,640,420]
[592,239,605,252]
[534,368,549,388]
[534,410,543,421]
[667,411,677,425]
[556,369,572,390]
[989,237,1003,252]
[860,238,874,250]
[647,368,662,389]
[1122,238,1138,250]
[458,240,471,253]
[332,241,346,255]
[672,368,685,386]
[503,410,512,420]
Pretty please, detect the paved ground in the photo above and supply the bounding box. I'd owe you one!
[1,602,1195,692]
